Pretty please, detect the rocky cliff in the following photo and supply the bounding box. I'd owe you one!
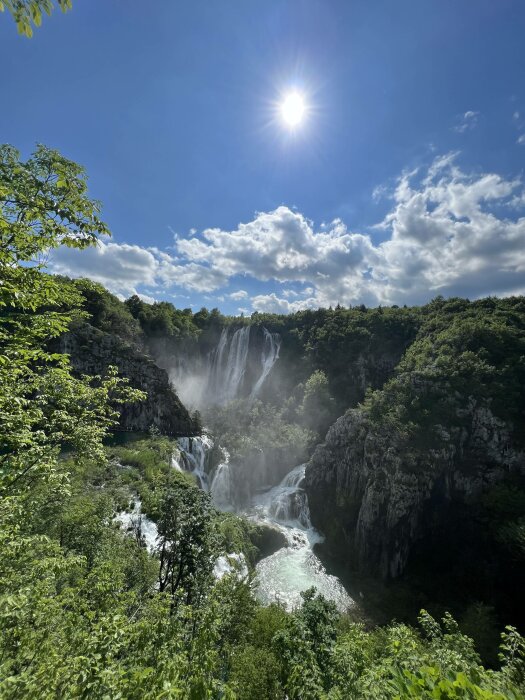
[306,401,525,580]
[59,322,199,436]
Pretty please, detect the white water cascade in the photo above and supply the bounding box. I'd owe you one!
[115,499,158,553]
[175,435,214,490]
[208,326,251,404]
[252,465,353,611]
[249,328,281,401]
[264,465,312,529]
[204,325,281,405]
[173,434,353,611]
[210,450,234,511]
[165,322,351,611]
[175,435,234,513]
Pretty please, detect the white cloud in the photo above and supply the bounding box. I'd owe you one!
[518,134,525,145]
[176,207,377,290]
[138,293,157,304]
[251,293,317,314]
[49,240,227,297]
[453,110,479,133]
[50,241,159,296]
[48,154,525,312]
[229,289,248,300]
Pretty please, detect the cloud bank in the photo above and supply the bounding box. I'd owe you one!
[49,154,525,312]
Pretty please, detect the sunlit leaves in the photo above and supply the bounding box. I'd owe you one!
[0,0,72,37]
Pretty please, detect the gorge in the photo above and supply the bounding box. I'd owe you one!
[77,283,525,630]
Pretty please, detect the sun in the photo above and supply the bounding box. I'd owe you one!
[280,91,306,127]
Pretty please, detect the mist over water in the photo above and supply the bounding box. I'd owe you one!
[168,325,281,410]
[169,326,353,612]
[252,465,352,611]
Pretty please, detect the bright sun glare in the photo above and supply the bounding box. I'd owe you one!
[280,92,306,127]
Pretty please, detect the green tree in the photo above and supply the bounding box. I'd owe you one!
[156,480,218,608]
[299,369,334,434]
[0,144,137,497]
[0,0,72,37]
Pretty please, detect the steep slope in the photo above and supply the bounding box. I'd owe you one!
[59,322,199,436]
[307,402,524,578]
[305,297,525,616]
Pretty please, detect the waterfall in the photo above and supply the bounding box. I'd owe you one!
[116,499,158,553]
[256,464,312,529]
[221,326,251,402]
[176,435,213,490]
[210,450,234,511]
[249,328,281,401]
[252,463,353,611]
[207,327,229,400]
[171,433,353,612]
[206,325,280,405]
[207,326,251,404]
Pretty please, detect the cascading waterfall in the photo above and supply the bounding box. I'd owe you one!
[207,326,251,404]
[204,325,280,405]
[249,328,281,401]
[115,500,158,553]
[222,326,251,402]
[175,435,233,512]
[252,465,353,611]
[265,464,311,528]
[164,322,351,611]
[172,435,352,611]
[207,327,229,401]
[210,450,234,511]
[176,435,213,490]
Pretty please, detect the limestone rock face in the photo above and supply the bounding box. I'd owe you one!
[59,323,199,436]
[305,404,525,580]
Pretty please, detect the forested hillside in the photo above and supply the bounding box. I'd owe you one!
[2,145,525,698]
[3,0,525,696]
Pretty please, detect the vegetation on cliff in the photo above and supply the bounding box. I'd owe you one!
[2,144,525,696]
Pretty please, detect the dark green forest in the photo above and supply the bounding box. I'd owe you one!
[2,144,525,698]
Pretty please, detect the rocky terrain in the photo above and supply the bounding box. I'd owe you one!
[59,322,200,436]
[306,402,525,579]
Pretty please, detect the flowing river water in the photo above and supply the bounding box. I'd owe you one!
[119,325,353,611]
[174,438,353,612]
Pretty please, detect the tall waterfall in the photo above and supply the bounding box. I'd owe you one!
[206,325,280,405]
[222,326,251,402]
[208,326,251,404]
[249,328,281,401]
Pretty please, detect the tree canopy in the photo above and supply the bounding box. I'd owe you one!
[0,0,72,37]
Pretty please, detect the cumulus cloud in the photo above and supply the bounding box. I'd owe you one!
[518,134,525,146]
[48,154,525,312]
[176,207,377,289]
[229,290,248,300]
[251,292,318,314]
[49,240,227,297]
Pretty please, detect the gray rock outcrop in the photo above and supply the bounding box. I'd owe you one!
[59,323,199,436]
[305,402,525,579]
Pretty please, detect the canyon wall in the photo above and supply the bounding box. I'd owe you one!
[306,399,525,580]
[59,322,199,436]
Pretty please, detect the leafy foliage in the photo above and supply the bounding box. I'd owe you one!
[1,144,525,696]
[0,0,72,37]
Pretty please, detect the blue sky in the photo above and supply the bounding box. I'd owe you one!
[2,0,525,314]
